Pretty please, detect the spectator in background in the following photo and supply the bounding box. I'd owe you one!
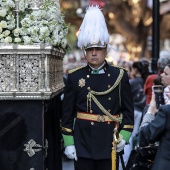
[130,61,148,113]
[121,61,134,79]
[123,61,147,166]
[138,64,170,170]
[140,59,150,83]
[162,64,170,104]
[144,50,170,105]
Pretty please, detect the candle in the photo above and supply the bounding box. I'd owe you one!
[15,0,20,11]
[15,0,20,28]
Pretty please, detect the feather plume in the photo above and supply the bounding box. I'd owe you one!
[77,5,110,49]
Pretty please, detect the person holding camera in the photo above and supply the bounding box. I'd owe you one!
[138,64,170,170]
[144,50,170,105]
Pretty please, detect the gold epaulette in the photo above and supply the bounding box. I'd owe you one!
[113,65,128,72]
[68,66,86,74]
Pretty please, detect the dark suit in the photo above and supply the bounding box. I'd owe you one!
[61,62,134,160]
[139,105,170,170]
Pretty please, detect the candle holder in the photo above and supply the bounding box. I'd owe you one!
[30,0,42,10]
[14,0,20,28]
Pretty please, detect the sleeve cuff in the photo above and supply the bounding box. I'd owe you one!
[62,134,74,147]
[140,113,155,129]
[120,130,131,143]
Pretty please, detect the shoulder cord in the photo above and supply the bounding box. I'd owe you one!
[87,69,124,123]
[89,69,124,96]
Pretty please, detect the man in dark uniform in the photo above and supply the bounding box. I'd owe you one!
[61,6,134,170]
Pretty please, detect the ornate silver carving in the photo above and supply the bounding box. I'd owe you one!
[24,139,42,157]
[24,139,49,157]
[0,44,65,100]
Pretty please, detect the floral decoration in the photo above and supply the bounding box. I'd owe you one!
[0,0,69,50]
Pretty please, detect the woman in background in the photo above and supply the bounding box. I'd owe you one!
[123,61,149,167]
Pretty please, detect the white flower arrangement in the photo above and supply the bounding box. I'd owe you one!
[0,0,69,50]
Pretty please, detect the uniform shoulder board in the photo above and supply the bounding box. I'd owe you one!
[68,66,86,74]
[113,65,128,72]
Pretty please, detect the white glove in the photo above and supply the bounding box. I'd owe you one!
[116,139,126,152]
[64,145,77,161]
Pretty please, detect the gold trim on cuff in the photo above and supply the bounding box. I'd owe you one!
[123,125,134,129]
[61,126,72,133]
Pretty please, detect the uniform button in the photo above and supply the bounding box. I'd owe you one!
[108,85,111,88]
[91,122,94,125]
[87,87,90,90]
[108,97,111,100]
[90,110,93,113]
[87,75,90,78]
[108,109,111,112]
[108,74,110,77]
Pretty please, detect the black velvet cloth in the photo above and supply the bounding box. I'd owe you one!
[0,95,62,170]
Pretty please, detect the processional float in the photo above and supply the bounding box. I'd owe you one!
[0,0,67,169]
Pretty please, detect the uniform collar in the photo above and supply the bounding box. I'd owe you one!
[87,61,108,74]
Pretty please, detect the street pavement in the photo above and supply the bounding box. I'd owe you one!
[62,154,74,170]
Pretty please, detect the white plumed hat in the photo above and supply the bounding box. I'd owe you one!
[77,5,110,49]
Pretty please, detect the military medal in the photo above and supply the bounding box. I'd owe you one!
[78,78,86,88]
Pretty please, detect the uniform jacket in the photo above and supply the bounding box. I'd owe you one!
[139,105,170,170]
[61,62,134,160]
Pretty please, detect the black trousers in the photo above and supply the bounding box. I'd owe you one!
[74,157,112,170]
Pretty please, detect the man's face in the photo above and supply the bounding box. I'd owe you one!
[85,47,106,69]
[161,66,170,86]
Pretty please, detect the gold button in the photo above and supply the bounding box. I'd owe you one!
[91,122,94,125]
[108,85,111,88]
[90,110,93,113]
[108,74,110,77]
[108,109,111,112]
[87,75,90,78]
[108,97,111,100]
[87,87,90,90]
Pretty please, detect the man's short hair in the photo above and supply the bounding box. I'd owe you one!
[157,50,170,72]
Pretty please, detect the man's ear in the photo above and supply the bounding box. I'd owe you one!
[83,48,86,57]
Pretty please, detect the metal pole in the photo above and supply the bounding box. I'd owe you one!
[151,0,160,73]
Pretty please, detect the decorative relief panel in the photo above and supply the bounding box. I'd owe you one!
[0,44,65,100]
[19,54,39,92]
[0,54,14,92]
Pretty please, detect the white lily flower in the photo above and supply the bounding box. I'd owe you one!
[4,36,12,43]
[14,37,21,43]
[0,9,7,17]
[0,0,68,49]
[3,30,10,37]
